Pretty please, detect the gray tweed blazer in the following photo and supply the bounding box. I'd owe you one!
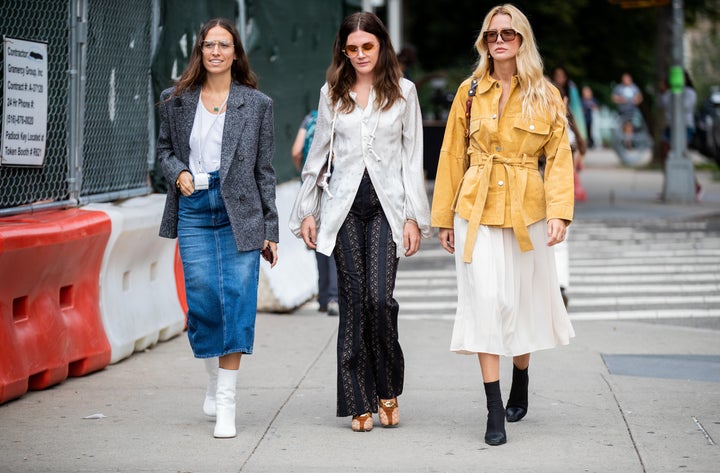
[157,82,278,250]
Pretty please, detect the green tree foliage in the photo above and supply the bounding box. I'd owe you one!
[405,0,718,107]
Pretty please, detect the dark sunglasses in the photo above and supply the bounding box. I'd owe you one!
[483,29,519,43]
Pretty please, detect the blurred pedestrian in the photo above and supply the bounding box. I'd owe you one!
[551,65,587,142]
[431,4,575,446]
[397,45,417,81]
[290,11,431,432]
[581,85,599,149]
[612,72,643,148]
[157,18,278,438]
[291,110,339,315]
[551,73,588,202]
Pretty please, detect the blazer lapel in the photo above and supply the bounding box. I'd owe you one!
[175,87,201,165]
[220,82,247,183]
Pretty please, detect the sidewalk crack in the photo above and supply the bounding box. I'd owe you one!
[601,373,647,473]
[238,327,337,472]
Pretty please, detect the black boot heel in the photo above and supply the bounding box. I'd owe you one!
[483,381,507,446]
[506,365,528,423]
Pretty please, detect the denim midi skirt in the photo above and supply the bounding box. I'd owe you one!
[178,171,260,358]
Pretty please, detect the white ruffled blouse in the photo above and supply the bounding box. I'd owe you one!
[289,78,432,257]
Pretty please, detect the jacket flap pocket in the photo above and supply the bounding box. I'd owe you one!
[514,119,550,135]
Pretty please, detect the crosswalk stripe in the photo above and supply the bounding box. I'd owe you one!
[571,273,720,283]
[568,308,720,320]
[571,256,720,266]
[569,294,720,306]
[567,283,720,294]
[397,269,456,277]
[570,264,719,274]
[396,300,457,311]
[395,288,458,297]
[390,220,720,322]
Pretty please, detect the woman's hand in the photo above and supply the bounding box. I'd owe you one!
[262,240,279,268]
[300,216,318,249]
[438,228,455,254]
[403,219,421,257]
[546,218,568,246]
[176,171,194,196]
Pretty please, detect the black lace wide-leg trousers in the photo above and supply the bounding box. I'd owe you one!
[334,171,403,417]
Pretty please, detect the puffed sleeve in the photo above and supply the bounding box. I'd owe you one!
[289,85,333,237]
[400,81,432,238]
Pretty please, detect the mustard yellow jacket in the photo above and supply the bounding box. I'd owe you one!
[431,74,574,262]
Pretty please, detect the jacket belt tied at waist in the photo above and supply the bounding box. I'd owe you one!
[461,153,539,263]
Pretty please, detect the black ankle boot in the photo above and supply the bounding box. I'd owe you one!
[483,380,507,446]
[506,365,528,422]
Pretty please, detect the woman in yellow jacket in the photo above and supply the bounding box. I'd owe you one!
[431,4,575,446]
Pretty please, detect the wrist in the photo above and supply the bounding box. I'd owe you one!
[175,171,188,188]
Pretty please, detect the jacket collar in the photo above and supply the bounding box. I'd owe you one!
[476,73,520,94]
[174,82,249,175]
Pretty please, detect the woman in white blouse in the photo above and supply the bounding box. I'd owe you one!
[290,11,431,432]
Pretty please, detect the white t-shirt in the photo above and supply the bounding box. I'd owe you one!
[189,100,225,175]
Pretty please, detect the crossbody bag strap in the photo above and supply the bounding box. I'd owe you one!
[465,78,478,149]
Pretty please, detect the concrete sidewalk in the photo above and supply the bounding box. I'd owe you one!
[1,313,718,472]
[1,148,719,472]
[575,147,720,222]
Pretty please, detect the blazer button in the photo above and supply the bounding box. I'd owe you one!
[529,124,535,130]
[498,180,504,186]
[492,114,497,119]
[495,83,500,88]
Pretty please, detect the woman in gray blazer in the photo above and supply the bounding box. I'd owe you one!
[157,18,278,439]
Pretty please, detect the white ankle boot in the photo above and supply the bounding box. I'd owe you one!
[203,358,218,417]
[213,368,238,438]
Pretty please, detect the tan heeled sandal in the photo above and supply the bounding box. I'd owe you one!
[351,412,373,432]
[378,398,399,427]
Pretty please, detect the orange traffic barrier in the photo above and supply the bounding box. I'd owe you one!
[174,243,188,324]
[0,209,112,404]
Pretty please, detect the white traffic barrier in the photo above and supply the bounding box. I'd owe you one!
[257,180,318,312]
[87,194,185,363]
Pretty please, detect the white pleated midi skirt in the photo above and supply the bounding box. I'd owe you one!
[450,215,575,356]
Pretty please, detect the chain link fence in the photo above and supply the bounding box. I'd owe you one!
[81,0,153,200]
[1,0,357,216]
[0,0,154,216]
[0,0,70,211]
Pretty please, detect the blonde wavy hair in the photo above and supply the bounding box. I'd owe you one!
[472,4,565,125]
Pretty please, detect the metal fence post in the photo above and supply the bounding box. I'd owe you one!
[663,0,696,203]
[67,0,88,204]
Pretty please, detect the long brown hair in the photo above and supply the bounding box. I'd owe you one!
[172,18,257,97]
[326,12,402,113]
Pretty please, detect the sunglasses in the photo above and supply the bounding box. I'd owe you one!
[483,29,519,44]
[343,42,377,58]
[201,40,233,51]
